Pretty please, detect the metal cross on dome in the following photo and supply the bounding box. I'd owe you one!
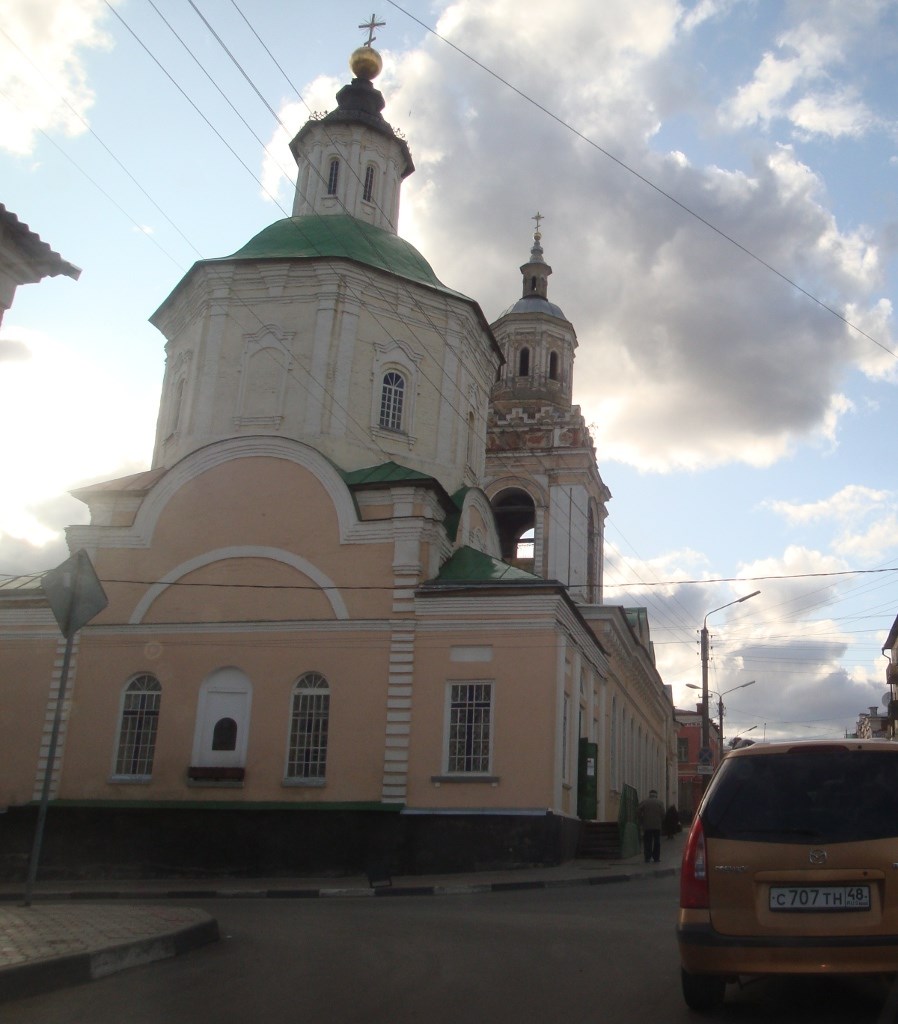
[359,13,385,46]
[532,211,544,233]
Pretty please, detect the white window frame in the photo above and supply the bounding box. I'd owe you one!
[111,674,161,781]
[370,341,421,444]
[378,370,405,431]
[444,681,494,775]
[284,672,330,785]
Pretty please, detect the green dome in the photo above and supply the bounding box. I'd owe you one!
[226,215,463,297]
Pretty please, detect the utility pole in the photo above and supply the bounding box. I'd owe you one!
[699,591,760,787]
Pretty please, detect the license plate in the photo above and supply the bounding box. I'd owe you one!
[769,885,871,911]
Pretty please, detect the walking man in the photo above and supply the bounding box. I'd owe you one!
[637,788,665,864]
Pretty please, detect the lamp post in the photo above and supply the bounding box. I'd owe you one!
[687,679,756,748]
[698,591,760,778]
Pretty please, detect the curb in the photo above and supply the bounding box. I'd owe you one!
[0,865,676,903]
[0,913,219,1005]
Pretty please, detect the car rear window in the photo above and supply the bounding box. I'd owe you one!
[702,749,898,844]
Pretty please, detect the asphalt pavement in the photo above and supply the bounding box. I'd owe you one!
[0,830,685,1004]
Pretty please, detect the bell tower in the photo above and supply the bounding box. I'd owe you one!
[484,215,610,603]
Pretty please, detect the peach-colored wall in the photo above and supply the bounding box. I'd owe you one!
[58,629,391,804]
[0,629,59,807]
[407,625,560,810]
[87,455,399,628]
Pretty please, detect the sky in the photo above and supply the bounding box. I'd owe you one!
[3,0,898,742]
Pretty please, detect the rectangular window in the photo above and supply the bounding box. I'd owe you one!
[287,689,329,779]
[447,682,492,774]
[677,737,689,763]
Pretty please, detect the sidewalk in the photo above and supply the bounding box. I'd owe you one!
[0,831,684,1004]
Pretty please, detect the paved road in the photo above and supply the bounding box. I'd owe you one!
[4,875,896,1023]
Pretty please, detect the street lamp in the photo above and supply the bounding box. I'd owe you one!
[698,591,760,775]
[687,679,756,747]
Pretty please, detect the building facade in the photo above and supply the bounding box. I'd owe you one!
[675,706,721,821]
[0,39,673,878]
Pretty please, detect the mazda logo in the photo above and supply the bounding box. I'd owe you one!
[809,849,827,865]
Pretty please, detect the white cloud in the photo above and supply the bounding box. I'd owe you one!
[719,5,889,141]
[789,91,877,140]
[260,77,342,205]
[0,0,116,155]
[764,484,891,525]
[0,325,155,555]
[339,1,896,473]
[835,513,898,563]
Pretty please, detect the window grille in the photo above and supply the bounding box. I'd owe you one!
[114,674,161,777]
[447,682,492,773]
[379,371,405,431]
[287,673,330,779]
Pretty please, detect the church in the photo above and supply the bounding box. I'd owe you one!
[0,30,674,877]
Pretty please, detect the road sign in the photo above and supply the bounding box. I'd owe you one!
[698,746,713,766]
[26,549,108,905]
[42,549,108,638]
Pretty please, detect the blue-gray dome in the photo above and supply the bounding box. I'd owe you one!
[497,294,568,321]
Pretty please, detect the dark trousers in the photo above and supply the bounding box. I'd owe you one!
[643,829,661,863]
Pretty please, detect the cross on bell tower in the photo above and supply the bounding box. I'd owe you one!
[359,13,385,46]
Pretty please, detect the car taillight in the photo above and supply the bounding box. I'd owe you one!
[680,815,709,909]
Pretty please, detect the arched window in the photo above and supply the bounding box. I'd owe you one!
[212,717,238,751]
[287,673,330,780]
[379,371,405,431]
[549,351,559,381]
[363,165,376,202]
[114,674,161,778]
[327,158,340,196]
[518,347,530,377]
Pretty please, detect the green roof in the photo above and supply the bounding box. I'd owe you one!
[431,546,543,584]
[226,216,465,297]
[340,461,437,487]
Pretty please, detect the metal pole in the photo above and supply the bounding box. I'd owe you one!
[700,624,710,755]
[720,695,726,749]
[24,630,75,906]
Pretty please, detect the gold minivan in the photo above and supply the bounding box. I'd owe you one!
[678,740,898,1011]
